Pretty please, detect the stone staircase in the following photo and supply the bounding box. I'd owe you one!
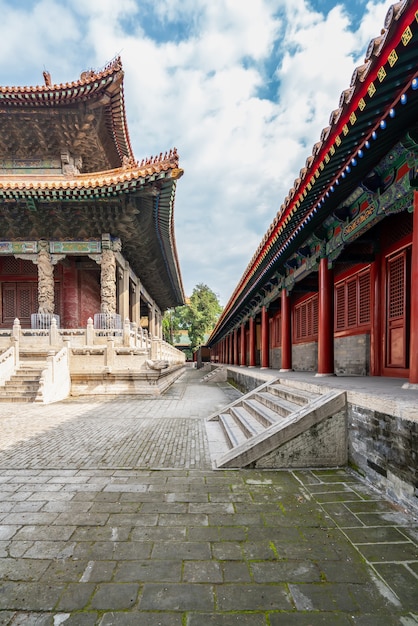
[0,362,44,402]
[0,348,56,403]
[205,377,347,469]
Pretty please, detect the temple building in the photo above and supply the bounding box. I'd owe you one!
[204,1,417,511]
[0,57,186,401]
[208,2,418,387]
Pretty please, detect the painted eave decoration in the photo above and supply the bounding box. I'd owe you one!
[209,0,418,345]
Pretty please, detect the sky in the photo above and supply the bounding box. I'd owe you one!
[0,0,395,306]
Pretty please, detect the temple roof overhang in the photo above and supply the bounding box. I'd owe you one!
[208,0,418,346]
[0,60,186,312]
[0,57,134,172]
[0,153,185,311]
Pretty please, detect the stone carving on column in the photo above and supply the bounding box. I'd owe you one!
[37,241,55,314]
[100,249,117,314]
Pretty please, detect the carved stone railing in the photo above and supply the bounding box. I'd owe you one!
[0,339,19,386]
[36,344,71,404]
[160,339,186,365]
[1,317,185,370]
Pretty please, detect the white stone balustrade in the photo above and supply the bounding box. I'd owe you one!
[36,345,71,403]
[0,341,18,386]
[0,318,185,375]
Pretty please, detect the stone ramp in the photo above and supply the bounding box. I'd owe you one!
[206,377,347,468]
[200,364,227,383]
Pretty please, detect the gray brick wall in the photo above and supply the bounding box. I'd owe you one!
[292,342,317,372]
[348,404,418,513]
[335,334,370,376]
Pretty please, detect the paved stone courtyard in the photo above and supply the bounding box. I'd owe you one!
[0,368,417,624]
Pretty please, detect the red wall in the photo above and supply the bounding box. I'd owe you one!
[79,270,101,327]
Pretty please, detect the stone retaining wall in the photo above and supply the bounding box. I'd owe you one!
[226,367,417,513]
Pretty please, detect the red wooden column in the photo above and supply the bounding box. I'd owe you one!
[370,252,382,376]
[228,334,233,364]
[261,306,270,369]
[233,328,239,365]
[240,322,246,366]
[62,260,79,327]
[248,316,256,367]
[409,191,418,384]
[317,256,334,375]
[280,289,292,371]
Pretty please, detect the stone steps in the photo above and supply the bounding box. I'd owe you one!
[206,377,346,468]
[0,362,45,402]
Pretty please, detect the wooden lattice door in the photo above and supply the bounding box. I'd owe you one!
[1,283,38,327]
[385,248,410,370]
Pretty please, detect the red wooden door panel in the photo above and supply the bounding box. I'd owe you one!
[385,250,409,369]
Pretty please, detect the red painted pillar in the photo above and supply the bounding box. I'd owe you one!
[228,334,233,364]
[233,329,238,365]
[370,253,382,376]
[62,260,79,328]
[281,289,292,371]
[409,191,418,384]
[317,256,334,375]
[261,306,270,369]
[248,316,256,367]
[240,322,246,366]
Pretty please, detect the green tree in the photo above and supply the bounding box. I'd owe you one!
[163,283,222,353]
[162,306,189,344]
[187,283,222,351]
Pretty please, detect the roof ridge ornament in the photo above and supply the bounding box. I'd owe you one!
[43,71,52,87]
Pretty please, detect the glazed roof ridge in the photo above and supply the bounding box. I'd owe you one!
[0,55,123,95]
[223,0,413,317]
[0,153,183,191]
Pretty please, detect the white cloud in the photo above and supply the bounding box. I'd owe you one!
[0,0,393,305]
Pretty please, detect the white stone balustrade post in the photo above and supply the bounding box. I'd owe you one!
[49,317,59,345]
[131,322,138,347]
[123,317,131,347]
[150,338,158,359]
[106,339,115,371]
[13,318,21,341]
[86,317,94,345]
[11,335,19,367]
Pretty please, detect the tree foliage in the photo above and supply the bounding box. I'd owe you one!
[187,283,222,350]
[163,283,222,353]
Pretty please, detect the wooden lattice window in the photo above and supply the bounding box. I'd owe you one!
[294,294,318,342]
[1,257,37,275]
[387,254,405,320]
[358,272,371,325]
[335,284,346,331]
[273,313,282,347]
[334,267,371,332]
[3,287,16,319]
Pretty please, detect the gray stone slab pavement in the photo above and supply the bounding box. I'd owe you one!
[0,367,417,625]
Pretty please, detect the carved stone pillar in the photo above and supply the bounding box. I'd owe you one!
[37,241,54,315]
[148,304,155,338]
[100,249,117,315]
[131,282,141,326]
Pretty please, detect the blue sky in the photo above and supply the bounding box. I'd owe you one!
[0,0,394,305]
